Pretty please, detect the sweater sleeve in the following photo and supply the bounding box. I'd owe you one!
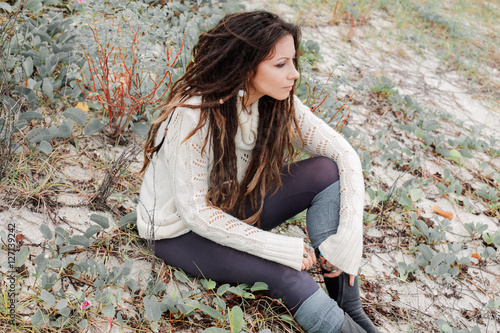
[167,108,304,271]
[291,96,365,275]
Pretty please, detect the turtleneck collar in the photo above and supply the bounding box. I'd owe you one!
[235,98,260,150]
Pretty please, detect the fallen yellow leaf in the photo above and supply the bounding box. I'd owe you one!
[431,205,453,220]
[75,102,89,112]
[471,253,481,260]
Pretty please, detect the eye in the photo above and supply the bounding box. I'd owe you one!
[276,62,286,68]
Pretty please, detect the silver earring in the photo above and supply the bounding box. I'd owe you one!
[238,89,245,97]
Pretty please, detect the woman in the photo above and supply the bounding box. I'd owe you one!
[138,10,377,333]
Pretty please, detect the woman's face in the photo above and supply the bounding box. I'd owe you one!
[247,34,300,105]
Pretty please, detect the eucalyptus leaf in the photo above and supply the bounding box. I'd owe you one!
[174,270,191,284]
[69,235,90,247]
[429,252,446,268]
[55,124,72,138]
[49,258,62,269]
[217,284,230,296]
[199,304,224,320]
[31,309,49,326]
[177,299,199,315]
[55,299,68,310]
[409,188,423,202]
[117,312,124,326]
[34,253,49,276]
[417,244,434,261]
[144,295,162,323]
[59,245,75,254]
[41,272,57,290]
[436,147,449,158]
[90,214,109,229]
[103,303,115,318]
[15,245,29,268]
[251,281,268,292]
[78,319,88,329]
[213,297,226,311]
[118,212,137,229]
[84,225,103,239]
[54,226,69,240]
[228,306,243,333]
[24,57,34,77]
[127,278,138,293]
[42,78,54,101]
[201,279,216,290]
[39,224,53,240]
[161,296,178,313]
[0,2,13,12]
[131,122,149,138]
[58,306,71,317]
[28,127,55,143]
[63,108,88,126]
[19,111,43,123]
[37,140,52,154]
[398,195,413,209]
[448,149,462,161]
[84,119,104,136]
[414,220,429,238]
[40,290,56,306]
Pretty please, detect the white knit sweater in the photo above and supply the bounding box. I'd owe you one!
[137,95,364,275]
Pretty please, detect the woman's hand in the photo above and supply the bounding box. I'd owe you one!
[320,255,355,286]
[301,243,316,270]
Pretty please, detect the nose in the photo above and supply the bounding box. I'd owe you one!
[288,65,300,81]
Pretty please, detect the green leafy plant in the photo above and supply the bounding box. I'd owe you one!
[475,184,499,202]
[1,0,26,181]
[9,11,84,108]
[416,243,470,279]
[436,168,462,198]
[369,76,397,97]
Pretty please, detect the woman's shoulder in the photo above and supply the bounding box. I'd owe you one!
[163,95,203,124]
[175,95,203,113]
[162,95,209,138]
[292,95,311,115]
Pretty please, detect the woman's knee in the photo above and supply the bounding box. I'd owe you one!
[307,157,339,194]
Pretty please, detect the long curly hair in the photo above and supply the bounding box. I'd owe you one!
[141,11,302,226]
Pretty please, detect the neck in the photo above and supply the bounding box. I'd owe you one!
[244,87,263,108]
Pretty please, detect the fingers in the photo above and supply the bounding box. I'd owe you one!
[301,244,316,271]
[307,247,316,263]
[319,256,342,278]
[318,254,358,284]
[324,270,342,278]
[301,257,313,270]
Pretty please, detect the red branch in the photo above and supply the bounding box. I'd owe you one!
[76,20,185,139]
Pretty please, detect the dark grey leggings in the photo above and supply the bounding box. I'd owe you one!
[154,156,339,313]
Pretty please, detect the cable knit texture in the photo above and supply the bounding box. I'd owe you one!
[137,95,364,274]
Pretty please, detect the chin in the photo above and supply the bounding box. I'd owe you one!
[272,94,291,101]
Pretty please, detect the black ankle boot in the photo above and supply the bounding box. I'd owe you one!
[324,273,378,333]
